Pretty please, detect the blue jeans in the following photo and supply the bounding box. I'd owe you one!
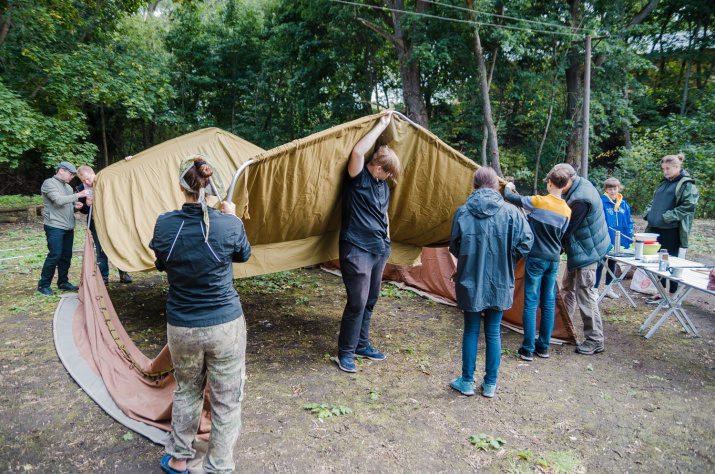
[521,257,559,353]
[594,258,616,288]
[461,309,503,386]
[337,241,390,359]
[38,225,74,289]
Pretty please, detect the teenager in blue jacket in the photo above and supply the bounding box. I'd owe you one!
[595,177,633,298]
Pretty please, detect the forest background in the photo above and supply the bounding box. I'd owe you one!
[0,0,713,216]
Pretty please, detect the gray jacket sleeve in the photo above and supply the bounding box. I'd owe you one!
[42,179,77,206]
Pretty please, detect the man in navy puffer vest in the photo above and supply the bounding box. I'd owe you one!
[557,164,610,355]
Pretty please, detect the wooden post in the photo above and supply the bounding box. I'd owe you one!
[580,35,591,178]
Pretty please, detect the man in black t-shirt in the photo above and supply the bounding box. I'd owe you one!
[337,111,401,373]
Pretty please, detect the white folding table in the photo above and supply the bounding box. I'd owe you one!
[601,255,712,338]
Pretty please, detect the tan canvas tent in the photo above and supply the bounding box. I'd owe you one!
[94,113,478,277]
[59,114,575,443]
[94,127,265,273]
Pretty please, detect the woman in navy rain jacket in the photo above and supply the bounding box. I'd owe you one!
[449,167,533,398]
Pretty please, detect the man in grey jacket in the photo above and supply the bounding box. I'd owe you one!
[557,164,610,355]
[37,162,89,295]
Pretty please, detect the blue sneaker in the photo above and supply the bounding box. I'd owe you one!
[481,383,497,398]
[337,356,357,373]
[160,455,188,474]
[355,345,386,361]
[450,377,475,396]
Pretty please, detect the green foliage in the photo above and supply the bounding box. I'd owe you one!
[379,285,414,299]
[0,0,711,208]
[0,195,43,208]
[618,86,715,217]
[303,403,353,419]
[469,433,506,451]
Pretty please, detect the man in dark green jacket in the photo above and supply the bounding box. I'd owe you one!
[557,164,610,356]
[37,162,89,295]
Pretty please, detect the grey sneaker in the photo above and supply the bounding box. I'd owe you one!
[481,383,497,398]
[517,347,533,361]
[535,347,550,359]
[450,377,475,396]
[575,341,604,355]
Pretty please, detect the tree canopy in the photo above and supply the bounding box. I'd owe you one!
[0,0,712,215]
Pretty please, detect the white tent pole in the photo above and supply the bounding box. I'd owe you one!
[226,159,254,203]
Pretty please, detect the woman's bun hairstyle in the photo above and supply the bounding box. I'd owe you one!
[661,153,685,166]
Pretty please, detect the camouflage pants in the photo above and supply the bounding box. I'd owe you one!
[166,316,246,473]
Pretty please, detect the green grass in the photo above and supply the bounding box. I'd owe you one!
[0,195,42,209]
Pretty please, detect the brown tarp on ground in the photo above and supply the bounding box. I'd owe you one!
[326,247,577,344]
[73,229,176,433]
[381,248,577,343]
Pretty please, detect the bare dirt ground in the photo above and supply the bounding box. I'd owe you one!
[1,216,714,473]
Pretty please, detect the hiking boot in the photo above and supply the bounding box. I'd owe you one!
[450,377,475,396]
[57,282,79,291]
[481,383,497,398]
[337,356,357,373]
[535,347,550,359]
[605,289,620,299]
[355,345,386,361]
[517,347,533,361]
[119,271,132,283]
[575,341,604,355]
[37,286,55,295]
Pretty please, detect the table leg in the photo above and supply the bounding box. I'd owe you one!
[638,270,670,334]
[598,261,636,308]
[640,275,699,338]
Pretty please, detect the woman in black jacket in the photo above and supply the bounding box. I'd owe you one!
[150,156,251,474]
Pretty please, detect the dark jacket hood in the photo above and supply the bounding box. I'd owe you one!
[465,188,505,219]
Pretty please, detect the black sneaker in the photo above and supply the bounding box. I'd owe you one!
[517,347,533,361]
[575,342,604,355]
[645,295,663,304]
[119,271,132,283]
[37,286,55,295]
[535,347,550,359]
[57,282,79,291]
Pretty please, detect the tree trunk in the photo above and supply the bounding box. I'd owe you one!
[680,58,693,116]
[100,104,109,170]
[534,84,557,194]
[622,87,632,149]
[480,46,498,166]
[681,18,700,116]
[467,1,501,175]
[472,27,502,176]
[564,0,582,168]
[357,0,429,127]
[0,7,11,49]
